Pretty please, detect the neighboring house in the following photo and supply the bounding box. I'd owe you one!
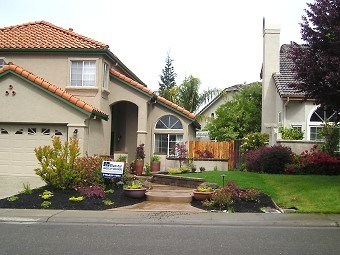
[0,21,199,176]
[261,21,338,152]
[197,84,242,132]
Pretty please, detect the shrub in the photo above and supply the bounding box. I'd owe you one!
[202,181,261,210]
[69,196,85,202]
[74,155,109,187]
[151,155,160,162]
[35,137,80,189]
[197,182,219,192]
[245,145,293,174]
[320,122,340,156]
[240,132,269,156]
[74,185,105,198]
[167,166,191,174]
[279,126,304,140]
[285,145,340,175]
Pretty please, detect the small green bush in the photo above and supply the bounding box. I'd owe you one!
[41,201,52,208]
[240,132,269,156]
[245,145,293,174]
[21,183,32,194]
[35,137,80,189]
[69,196,84,202]
[7,196,19,202]
[279,127,304,140]
[40,190,53,200]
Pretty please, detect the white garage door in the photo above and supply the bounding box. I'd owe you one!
[0,124,67,176]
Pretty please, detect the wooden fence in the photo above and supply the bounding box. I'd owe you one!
[188,141,236,169]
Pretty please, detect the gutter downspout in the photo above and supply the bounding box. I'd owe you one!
[283,97,290,127]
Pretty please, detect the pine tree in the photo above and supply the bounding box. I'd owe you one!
[158,52,177,100]
[289,0,340,112]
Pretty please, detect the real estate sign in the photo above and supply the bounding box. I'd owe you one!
[101,161,124,178]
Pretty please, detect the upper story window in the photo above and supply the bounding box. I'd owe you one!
[0,59,5,68]
[71,61,96,87]
[102,62,109,90]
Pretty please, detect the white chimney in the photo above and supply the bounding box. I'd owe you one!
[261,18,281,143]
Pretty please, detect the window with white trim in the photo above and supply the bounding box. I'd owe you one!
[309,106,339,142]
[71,61,96,87]
[102,62,109,90]
[154,115,184,155]
[0,59,5,68]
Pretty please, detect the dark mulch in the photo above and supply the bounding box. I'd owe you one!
[0,186,145,211]
[0,185,278,213]
[191,192,278,213]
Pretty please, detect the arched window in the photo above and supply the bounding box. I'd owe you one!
[155,115,183,155]
[308,106,339,141]
[155,115,183,129]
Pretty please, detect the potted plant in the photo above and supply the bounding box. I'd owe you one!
[150,154,161,172]
[123,179,147,198]
[193,182,218,201]
[135,144,145,176]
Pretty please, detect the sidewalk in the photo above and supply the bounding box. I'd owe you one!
[0,209,339,227]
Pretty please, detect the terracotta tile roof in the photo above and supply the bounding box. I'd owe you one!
[273,44,306,97]
[110,68,196,119]
[0,21,108,50]
[0,62,108,120]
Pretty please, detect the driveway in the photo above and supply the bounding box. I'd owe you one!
[0,174,44,199]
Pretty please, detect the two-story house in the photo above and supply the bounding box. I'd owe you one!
[262,20,338,152]
[0,21,199,176]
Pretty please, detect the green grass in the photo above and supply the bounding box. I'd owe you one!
[180,171,340,213]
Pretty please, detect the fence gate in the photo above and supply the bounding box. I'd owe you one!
[188,141,235,169]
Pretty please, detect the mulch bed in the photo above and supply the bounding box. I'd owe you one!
[0,186,145,211]
[0,185,278,213]
[191,192,278,213]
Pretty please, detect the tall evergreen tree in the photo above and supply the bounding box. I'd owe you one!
[158,52,177,100]
[289,0,340,112]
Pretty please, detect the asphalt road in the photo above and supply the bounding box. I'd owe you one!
[0,222,339,255]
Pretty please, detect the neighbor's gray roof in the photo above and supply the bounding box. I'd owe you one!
[272,44,306,97]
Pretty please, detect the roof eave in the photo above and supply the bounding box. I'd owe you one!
[0,48,145,86]
[0,69,108,120]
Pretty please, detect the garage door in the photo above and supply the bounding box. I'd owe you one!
[0,124,67,176]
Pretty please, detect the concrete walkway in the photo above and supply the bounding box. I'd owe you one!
[0,209,339,227]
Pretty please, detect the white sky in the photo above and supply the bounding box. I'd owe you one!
[1,0,311,91]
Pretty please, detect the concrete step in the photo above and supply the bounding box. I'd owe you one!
[150,183,193,191]
[146,190,193,203]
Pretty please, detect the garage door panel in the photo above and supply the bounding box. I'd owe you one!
[0,124,67,176]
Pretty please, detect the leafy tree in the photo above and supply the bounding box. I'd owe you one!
[158,52,177,100]
[177,75,219,113]
[205,82,262,141]
[289,0,340,112]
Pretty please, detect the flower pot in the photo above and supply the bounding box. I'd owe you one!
[151,161,160,172]
[135,159,144,176]
[123,188,147,198]
[193,190,214,201]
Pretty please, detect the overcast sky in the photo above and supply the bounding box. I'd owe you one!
[1,0,311,91]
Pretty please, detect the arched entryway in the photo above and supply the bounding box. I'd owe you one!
[110,101,138,161]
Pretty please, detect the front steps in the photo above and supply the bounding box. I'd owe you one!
[146,184,193,203]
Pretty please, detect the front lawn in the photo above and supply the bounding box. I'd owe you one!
[180,171,340,213]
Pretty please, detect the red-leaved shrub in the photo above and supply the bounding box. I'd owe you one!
[285,145,340,175]
[245,145,293,174]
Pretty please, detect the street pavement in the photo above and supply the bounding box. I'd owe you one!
[0,208,339,227]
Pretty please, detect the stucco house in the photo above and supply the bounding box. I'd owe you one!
[197,84,242,132]
[262,21,338,152]
[0,21,199,176]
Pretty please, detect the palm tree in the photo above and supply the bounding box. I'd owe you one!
[178,75,219,113]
